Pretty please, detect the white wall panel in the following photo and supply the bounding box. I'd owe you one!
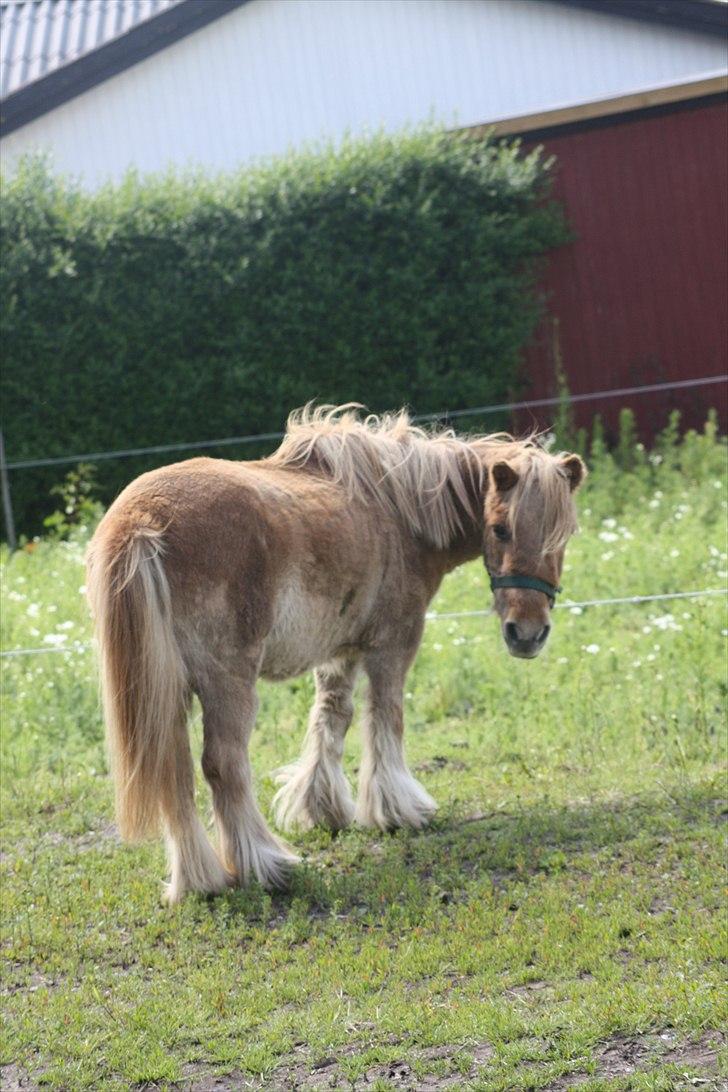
[1,0,726,184]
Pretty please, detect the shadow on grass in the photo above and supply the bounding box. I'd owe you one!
[208,777,724,924]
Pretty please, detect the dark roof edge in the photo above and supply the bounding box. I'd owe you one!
[554,0,728,38]
[513,88,727,143]
[460,74,727,140]
[0,0,249,137]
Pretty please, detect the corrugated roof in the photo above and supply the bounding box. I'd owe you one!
[0,0,183,98]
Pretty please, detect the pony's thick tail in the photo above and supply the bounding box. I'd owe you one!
[87,525,229,902]
[86,526,188,842]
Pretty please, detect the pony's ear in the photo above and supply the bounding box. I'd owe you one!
[491,462,519,493]
[560,453,587,492]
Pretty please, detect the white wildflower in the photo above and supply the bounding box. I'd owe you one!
[599,531,619,543]
[601,550,614,561]
[56,621,74,630]
[584,644,600,654]
[570,606,583,615]
[652,615,682,632]
[27,603,40,617]
[602,518,617,529]
[42,634,67,646]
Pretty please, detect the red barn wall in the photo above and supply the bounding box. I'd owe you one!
[517,96,728,441]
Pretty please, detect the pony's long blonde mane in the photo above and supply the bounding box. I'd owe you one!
[268,404,578,552]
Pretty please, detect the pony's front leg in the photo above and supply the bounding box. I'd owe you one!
[356,648,436,831]
[199,663,298,890]
[273,657,358,832]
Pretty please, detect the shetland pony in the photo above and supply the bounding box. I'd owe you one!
[87,406,585,903]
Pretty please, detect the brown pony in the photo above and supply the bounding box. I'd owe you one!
[87,405,585,903]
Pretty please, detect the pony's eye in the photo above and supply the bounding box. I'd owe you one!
[493,524,510,542]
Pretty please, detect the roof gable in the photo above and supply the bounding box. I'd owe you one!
[1,0,725,139]
[1,0,184,98]
[0,0,247,135]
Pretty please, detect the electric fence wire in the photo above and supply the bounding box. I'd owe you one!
[2,587,725,659]
[5,374,726,471]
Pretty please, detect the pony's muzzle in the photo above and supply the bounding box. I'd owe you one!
[503,619,550,658]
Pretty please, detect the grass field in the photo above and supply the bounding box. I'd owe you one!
[1,424,727,1091]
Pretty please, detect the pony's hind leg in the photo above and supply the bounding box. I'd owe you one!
[161,691,231,905]
[273,657,358,832]
[198,665,298,889]
[356,649,436,831]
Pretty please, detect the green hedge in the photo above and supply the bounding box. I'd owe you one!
[0,129,568,535]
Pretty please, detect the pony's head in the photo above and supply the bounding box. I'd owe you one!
[482,446,586,658]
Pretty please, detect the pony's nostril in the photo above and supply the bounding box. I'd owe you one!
[505,622,549,647]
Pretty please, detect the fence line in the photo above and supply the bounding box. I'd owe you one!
[5,374,726,471]
[427,587,727,620]
[2,587,725,660]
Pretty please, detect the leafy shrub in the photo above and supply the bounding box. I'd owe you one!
[0,130,568,534]
[42,464,103,540]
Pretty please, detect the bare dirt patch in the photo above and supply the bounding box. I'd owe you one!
[597,1028,724,1078]
[543,1029,726,1090]
[7,822,120,865]
[0,1063,39,1091]
[178,1041,495,1091]
[183,1031,728,1092]
[414,756,467,774]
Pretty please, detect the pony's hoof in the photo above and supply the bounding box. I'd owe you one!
[161,874,231,906]
[255,848,300,892]
[272,762,355,833]
[356,774,438,831]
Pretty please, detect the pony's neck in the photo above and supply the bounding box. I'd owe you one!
[426,444,485,569]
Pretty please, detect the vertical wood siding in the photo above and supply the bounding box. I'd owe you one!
[519,99,728,440]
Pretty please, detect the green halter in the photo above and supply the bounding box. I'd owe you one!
[489,574,561,608]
